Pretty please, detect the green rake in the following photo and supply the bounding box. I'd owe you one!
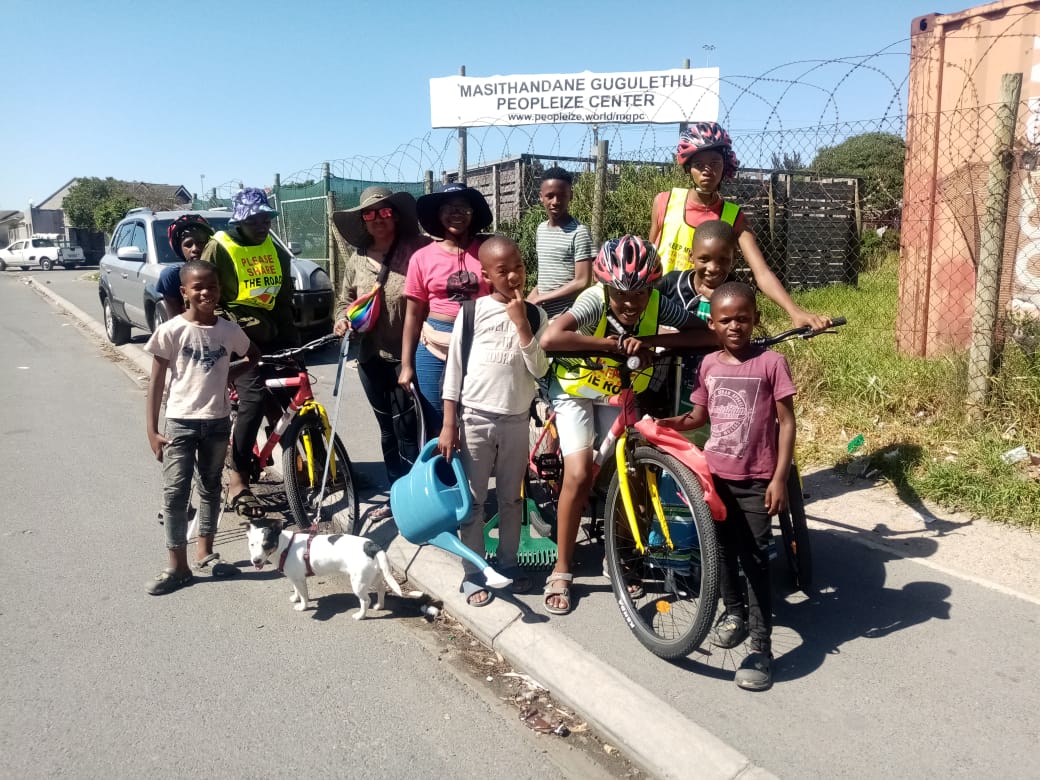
[484,481,558,568]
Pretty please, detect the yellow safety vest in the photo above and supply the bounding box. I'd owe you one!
[555,287,661,399]
[656,189,740,274]
[214,231,283,311]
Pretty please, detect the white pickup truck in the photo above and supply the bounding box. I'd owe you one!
[0,236,86,271]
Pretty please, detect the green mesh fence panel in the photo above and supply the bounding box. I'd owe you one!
[328,177,426,209]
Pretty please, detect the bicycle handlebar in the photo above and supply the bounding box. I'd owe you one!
[545,317,846,368]
[259,333,342,366]
[750,317,846,347]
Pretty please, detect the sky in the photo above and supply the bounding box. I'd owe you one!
[2,0,948,209]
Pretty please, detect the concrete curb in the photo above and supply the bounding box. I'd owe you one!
[27,277,153,377]
[386,536,775,780]
[28,276,773,780]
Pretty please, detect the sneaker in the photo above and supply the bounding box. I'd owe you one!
[711,613,749,649]
[146,568,193,596]
[735,651,773,691]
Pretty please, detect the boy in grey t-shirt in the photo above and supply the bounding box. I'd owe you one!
[526,167,595,319]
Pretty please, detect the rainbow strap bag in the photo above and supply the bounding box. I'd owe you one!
[345,248,395,333]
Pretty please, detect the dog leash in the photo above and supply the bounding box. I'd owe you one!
[311,333,353,527]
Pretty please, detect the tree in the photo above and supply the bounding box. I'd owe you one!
[93,195,140,233]
[770,151,807,171]
[812,132,906,214]
[64,177,185,233]
[63,177,124,231]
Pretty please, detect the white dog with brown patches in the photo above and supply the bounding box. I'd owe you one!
[246,520,404,619]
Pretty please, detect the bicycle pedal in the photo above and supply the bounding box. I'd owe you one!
[534,453,562,480]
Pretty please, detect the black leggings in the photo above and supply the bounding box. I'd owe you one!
[714,477,773,653]
[358,355,418,483]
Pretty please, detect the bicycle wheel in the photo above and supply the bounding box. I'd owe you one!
[282,413,359,534]
[604,446,720,660]
[777,466,812,592]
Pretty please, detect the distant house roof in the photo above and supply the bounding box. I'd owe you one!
[0,210,23,225]
[36,179,191,210]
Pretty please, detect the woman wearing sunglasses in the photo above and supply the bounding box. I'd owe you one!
[400,182,493,434]
[333,187,430,507]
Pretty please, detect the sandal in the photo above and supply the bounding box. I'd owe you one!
[146,568,193,596]
[194,552,241,578]
[603,563,644,599]
[229,489,266,519]
[461,580,494,608]
[366,503,393,524]
[543,572,573,615]
[503,568,532,595]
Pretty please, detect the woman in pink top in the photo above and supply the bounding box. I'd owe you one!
[399,182,493,433]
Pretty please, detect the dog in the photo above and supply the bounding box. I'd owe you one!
[245,519,404,619]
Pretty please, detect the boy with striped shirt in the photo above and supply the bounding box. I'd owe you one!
[526,167,595,319]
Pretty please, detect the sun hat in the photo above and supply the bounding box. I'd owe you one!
[332,186,421,249]
[230,187,279,223]
[415,182,493,239]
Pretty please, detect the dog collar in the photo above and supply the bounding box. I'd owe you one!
[278,531,317,577]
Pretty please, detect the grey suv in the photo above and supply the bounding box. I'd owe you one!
[98,208,334,345]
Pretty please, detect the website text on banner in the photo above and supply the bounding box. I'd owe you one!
[429,68,719,128]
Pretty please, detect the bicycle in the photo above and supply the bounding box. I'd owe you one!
[545,348,727,660]
[234,333,359,534]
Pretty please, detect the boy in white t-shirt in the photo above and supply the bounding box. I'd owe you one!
[439,236,550,606]
[144,260,259,595]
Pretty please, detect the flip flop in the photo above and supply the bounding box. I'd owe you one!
[229,489,266,519]
[194,553,241,578]
[461,580,494,608]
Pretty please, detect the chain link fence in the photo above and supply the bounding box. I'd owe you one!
[182,42,1040,427]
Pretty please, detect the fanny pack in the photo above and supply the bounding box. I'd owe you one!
[420,319,453,362]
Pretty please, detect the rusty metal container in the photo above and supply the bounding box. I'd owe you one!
[899,0,1040,356]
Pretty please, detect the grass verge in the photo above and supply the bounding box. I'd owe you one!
[758,253,1040,529]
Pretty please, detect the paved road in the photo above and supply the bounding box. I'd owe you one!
[14,269,1040,779]
[0,273,608,779]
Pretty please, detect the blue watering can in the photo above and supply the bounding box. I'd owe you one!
[390,440,512,588]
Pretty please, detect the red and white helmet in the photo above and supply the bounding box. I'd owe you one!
[676,122,740,179]
[593,235,661,292]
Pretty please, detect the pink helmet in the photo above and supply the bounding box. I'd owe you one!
[676,122,740,179]
[593,235,662,292]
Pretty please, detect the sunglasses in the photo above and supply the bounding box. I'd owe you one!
[362,207,394,222]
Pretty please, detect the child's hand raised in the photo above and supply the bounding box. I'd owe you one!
[506,286,529,328]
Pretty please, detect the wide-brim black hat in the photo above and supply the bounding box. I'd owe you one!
[332,186,421,248]
[415,182,493,239]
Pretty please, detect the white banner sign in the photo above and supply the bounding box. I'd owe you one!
[430,68,719,128]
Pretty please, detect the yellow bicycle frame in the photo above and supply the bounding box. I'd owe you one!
[614,430,672,556]
[297,400,337,485]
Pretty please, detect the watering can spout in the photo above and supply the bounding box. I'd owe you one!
[390,440,512,588]
[430,532,512,588]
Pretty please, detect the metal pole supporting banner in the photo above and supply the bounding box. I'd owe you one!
[592,140,609,248]
[458,65,468,182]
